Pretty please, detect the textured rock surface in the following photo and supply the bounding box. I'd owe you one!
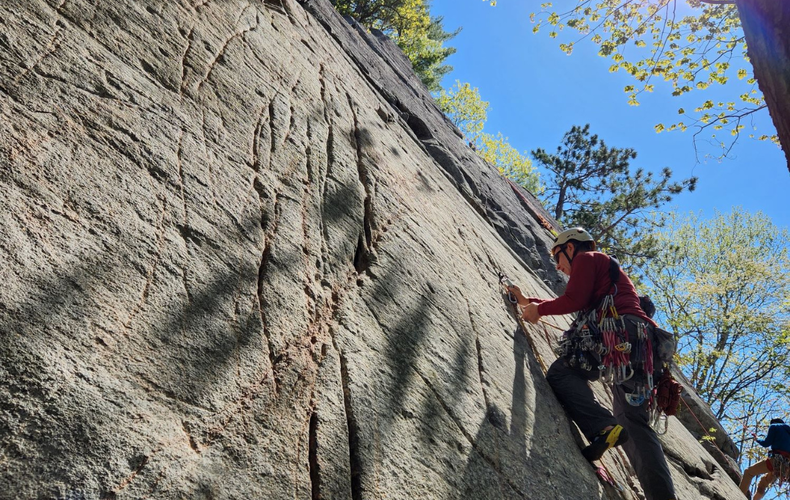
[0,0,744,499]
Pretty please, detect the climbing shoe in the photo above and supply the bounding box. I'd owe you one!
[582,425,629,461]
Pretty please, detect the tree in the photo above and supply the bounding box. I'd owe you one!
[479,132,543,194]
[395,12,459,92]
[530,0,790,171]
[437,81,542,193]
[643,209,790,498]
[331,0,459,92]
[435,80,488,139]
[532,124,696,270]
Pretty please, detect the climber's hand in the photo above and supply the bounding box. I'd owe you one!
[522,302,541,324]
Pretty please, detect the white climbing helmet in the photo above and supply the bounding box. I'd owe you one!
[552,227,596,252]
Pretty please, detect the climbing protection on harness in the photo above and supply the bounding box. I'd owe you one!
[553,291,655,402]
[648,368,682,435]
[770,452,790,486]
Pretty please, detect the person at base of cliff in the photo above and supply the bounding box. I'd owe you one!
[507,227,676,500]
[739,418,790,500]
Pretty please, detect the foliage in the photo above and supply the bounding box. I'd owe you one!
[399,13,459,92]
[479,132,543,194]
[332,0,401,26]
[436,81,488,139]
[531,124,696,270]
[437,81,542,193]
[332,0,458,92]
[529,0,779,158]
[643,209,790,473]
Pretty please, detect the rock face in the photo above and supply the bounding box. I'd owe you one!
[0,1,743,499]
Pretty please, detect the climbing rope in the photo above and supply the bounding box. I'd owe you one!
[499,272,549,374]
[678,396,732,467]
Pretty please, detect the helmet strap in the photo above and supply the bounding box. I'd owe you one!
[563,244,575,266]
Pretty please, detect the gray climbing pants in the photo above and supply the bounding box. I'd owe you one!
[546,316,676,500]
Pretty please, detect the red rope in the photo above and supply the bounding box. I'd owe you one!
[679,396,731,465]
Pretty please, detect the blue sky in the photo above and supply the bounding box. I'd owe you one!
[429,0,790,231]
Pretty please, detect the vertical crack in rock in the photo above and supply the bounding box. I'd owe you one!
[255,185,280,386]
[303,119,319,287]
[346,94,374,275]
[305,119,315,183]
[318,64,334,182]
[416,371,526,498]
[251,105,268,172]
[466,297,492,415]
[269,99,277,154]
[179,26,194,95]
[332,332,363,500]
[177,129,187,221]
[315,65,333,271]
[283,104,295,147]
[309,409,321,500]
[352,235,368,275]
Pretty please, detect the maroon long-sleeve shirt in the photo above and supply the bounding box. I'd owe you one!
[537,251,655,325]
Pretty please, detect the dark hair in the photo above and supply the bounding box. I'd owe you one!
[569,239,595,253]
[639,295,656,318]
[770,418,785,424]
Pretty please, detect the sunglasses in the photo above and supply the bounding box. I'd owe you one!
[553,245,565,264]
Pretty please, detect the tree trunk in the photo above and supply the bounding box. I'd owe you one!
[554,183,566,220]
[736,0,790,172]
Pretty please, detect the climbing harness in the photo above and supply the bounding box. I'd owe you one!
[553,264,650,395]
[769,451,790,485]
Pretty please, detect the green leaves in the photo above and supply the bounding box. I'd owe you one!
[481,132,543,194]
[529,0,768,157]
[331,0,458,92]
[436,80,489,139]
[643,209,790,449]
[437,81,542,194]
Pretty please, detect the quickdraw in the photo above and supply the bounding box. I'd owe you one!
[499,272,549,374]
[597,294,633,386]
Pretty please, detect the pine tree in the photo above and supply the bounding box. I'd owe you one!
[331,0,458,92]
[532,124,697,271]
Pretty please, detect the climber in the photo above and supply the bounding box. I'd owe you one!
[739,418,790,500]
[507,227,676,500]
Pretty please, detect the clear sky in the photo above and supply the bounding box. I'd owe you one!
[429,0,790,231]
